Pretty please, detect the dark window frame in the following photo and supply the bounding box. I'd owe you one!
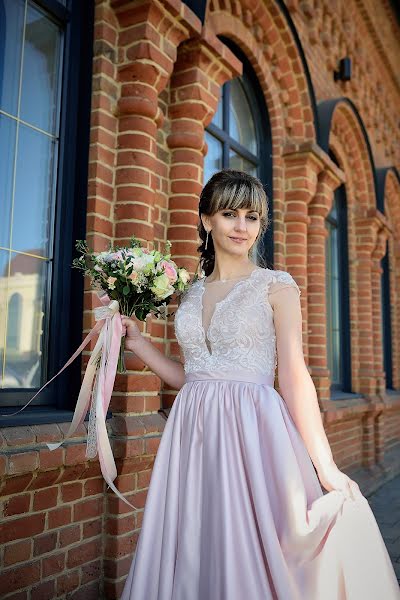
[0,0,94,426]
[381,241,393,390]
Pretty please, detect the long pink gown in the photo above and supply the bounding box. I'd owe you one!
[121,266,400,599]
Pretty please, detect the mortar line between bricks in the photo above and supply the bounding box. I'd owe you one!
[0,433,163,454]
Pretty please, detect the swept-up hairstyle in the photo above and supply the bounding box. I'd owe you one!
[197,169,271,276]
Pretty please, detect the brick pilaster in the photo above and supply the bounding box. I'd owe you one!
[112,0,201,248]
[354,211,383,398]
[282,142,326,363]
[370,212,392,396]
[308,164,344,408]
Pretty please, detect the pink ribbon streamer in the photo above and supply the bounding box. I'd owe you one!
[1,292,137,510]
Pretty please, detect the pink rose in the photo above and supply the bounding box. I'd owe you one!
[160,261,177,283]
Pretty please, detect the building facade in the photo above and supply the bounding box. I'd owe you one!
[0,0,399,597]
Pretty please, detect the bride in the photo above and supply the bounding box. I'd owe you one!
[119,169,399,599]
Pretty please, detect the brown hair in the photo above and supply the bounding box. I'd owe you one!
[197,169,271,276]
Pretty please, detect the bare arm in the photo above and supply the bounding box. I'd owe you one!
[270,287,335,474]
[123,318,186,390]
[269,285,363,500]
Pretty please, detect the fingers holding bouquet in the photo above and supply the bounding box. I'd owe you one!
[120,314,143,349]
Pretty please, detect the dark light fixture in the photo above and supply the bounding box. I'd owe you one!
[334,57,352,82]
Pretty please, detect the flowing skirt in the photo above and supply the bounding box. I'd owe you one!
[120,369,400,600]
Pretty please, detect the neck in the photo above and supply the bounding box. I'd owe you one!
[205,260,257,282]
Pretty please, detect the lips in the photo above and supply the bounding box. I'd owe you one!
[229,237,247,242]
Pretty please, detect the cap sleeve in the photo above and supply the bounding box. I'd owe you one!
[268,270,301,297]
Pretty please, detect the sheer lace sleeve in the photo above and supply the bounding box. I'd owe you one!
[268,270,301,297]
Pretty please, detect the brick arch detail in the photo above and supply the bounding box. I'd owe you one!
[328,100,376,217]
[207,2,316,142]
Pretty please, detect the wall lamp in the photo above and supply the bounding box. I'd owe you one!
[334,57,352,82]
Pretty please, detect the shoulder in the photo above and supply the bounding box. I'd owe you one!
[261,268,301,297]
[177,275,202,305]
[270,269,300,288]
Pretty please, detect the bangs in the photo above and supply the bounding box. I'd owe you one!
[211,179,266,218]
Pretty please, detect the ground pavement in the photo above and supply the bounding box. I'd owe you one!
[367,473,400,585]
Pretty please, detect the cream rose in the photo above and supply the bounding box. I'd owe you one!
[150,274,174,300]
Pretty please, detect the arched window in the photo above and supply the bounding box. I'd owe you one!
[381,240,393,390]
[325,152,351,395]
[203,38,273,263]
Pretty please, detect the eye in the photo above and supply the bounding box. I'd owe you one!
[222,211,259,220]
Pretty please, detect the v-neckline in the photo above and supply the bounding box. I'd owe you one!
[198,267,263,357]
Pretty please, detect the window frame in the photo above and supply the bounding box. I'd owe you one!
[381,241,393,390]
[0,0,94,425]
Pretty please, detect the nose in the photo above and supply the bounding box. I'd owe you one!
[234,217,248,232]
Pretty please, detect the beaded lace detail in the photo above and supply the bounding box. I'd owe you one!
[174,267,301,375]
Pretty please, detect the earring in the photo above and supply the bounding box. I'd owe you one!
[205,230,209,250]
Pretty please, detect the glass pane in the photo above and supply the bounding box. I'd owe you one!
[325,219,342,386]
[325,223,333,380]
[0,250,10,383]
[0,114,17,247]
[332,329,340,384]
[20,3,62,134]
[2,252,48,389]
[12,123,57,256]
[0,0,25,116]
[229,78,257,155]
[211,90,223,129]
[229,149,257,176]
[204,130,223,184]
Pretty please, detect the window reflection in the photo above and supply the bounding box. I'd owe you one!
[13,124,57,255]
[20,3,62,134]
[229,78,257,154]
[204,131,223,183]
[6,293,22,350]
[0,114,16,248]
[0,0,25,116]
[229,149,258,176]
[325,199,342,388]
[0,250,48,389]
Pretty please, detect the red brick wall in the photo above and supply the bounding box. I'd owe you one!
[1,1,399,598]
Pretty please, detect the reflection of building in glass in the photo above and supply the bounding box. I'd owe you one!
[0,251,44,389]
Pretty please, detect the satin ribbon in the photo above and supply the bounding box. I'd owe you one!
[1,292,137,510]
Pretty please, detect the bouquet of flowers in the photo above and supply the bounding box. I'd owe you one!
[72,236,191,373]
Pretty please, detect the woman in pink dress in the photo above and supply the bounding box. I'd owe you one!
[120,169,399,599]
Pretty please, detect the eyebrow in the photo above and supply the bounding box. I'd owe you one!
[224,208,259,213]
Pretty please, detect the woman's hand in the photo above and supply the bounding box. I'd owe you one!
[121,315,144,351]
[317,461,363,501]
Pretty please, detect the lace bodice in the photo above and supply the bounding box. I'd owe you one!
[174,267,301,376]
